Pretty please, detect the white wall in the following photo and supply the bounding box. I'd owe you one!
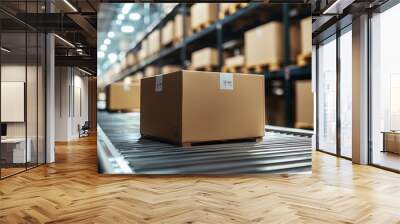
[54,67,89,141]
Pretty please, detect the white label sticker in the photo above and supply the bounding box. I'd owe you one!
[220,73,234,90]
[155,76,163,92]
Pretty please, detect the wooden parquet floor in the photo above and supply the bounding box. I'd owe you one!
[1,134,400,224]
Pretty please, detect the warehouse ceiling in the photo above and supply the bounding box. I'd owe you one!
[97,3,176,76]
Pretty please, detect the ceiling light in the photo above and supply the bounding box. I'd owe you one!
[121,3,133,14]
[54,34,75,48]
[107,32,115,38]
[121,25,134,33]
[104,38,111,45]
[100,45,107,51]
[129,12,141,21]
[63,0,78,12]
[108,53,117,63]
[98,51,105,58]
[117,14,125,20]
[116,20,122,25]
[1,47,11,53]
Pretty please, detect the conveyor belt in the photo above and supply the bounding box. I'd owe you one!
[98,111,312,174]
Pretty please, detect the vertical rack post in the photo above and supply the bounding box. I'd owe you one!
[282,4,294,127]
[217,22,223,70]
[180,4,188,69]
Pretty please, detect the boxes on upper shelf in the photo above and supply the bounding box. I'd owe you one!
[245,21,300,71]
[148,29,160,56]
[174,14,190,42]
[145,66,159,78]
[138,38,148,61]
[161,65,181,74]
[300,17,312,55]
[191,48,219,69]
[297,16,312,66]
[162,20,174,46]
[140,70,265,145]
[295,80,313,129]
[126,52,137,66]
[190,3,218,32]
[106,81,140,112]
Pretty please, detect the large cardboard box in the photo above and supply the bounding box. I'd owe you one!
[140,70,265,144]
[174,14,190,41]
[148,30,160,55]
[106,81,140,112]
[191,48,219,69]
[162,20,174,46]
[300,17,312,55]
[295,80,313,129]
[245,21,300,67]
[190,3,218,30]
[161,65,181,74]
[145,66,159,77]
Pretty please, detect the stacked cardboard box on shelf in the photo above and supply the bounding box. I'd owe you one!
[300,17,312,55]
[162,20,174,46]
[174,14,190,41]
[161,65,181,74]
[140,70,265,145]
[190,3,218,31]
[295,80,313,129]
[245,21,300,70]
[106,79,141,112]
[138,38,148,61]
[126,52,137,67]
[148,30,160,56]
[191,48,219,69]
[225,55,245,68]
[145,66,159,77]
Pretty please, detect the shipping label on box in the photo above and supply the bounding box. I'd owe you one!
[220,73,234,90]
[155,76,163,92]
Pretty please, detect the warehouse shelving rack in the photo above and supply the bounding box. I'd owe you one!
[104,3,311,128]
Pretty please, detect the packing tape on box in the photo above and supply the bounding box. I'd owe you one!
[155,75,163,92]
[220,73,234,90]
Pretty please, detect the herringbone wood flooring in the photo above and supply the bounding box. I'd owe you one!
[1,134,400,224]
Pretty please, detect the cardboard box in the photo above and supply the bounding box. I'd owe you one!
[106,81,140,112]
[162,20,174,46]
[295,80,313,129]
[191,48,219,69]
[126,52,137,66]
[245,21,300,67]
[225,55,244,68]
[138,39,148,61]
[300,17,312,55]
[140,70,265,144]
[190,3,218,30]
[161,65,181,74]
[148,29,160,55]
[174,14,190,41]
[145,66,159,77]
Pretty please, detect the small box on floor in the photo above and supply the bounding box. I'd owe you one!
[140,70,265,145]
